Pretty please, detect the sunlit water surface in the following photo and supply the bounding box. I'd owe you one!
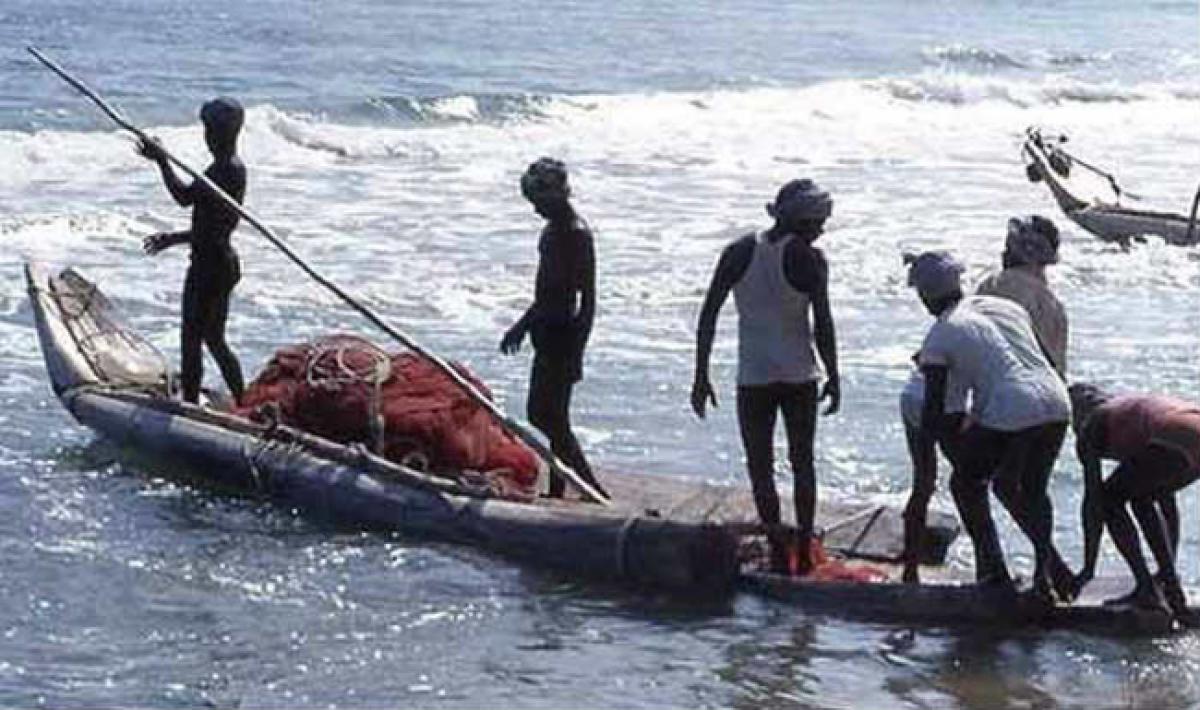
[3,1,1200,706]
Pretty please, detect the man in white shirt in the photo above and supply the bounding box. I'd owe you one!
[908,251,1071,599]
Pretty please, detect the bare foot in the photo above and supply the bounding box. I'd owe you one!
[1050,564,1077,603]
[1161,582,1194,624]
[1104,585,1168,613]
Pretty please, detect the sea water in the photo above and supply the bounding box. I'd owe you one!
[2,1,1200,706]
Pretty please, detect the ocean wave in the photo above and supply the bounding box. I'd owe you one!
[6,71,1200,174]
[354,93,559,126]
[922,44,1027,70]
[263,106,419,159]
[921,44,1118,73]
[871,72,1192,106]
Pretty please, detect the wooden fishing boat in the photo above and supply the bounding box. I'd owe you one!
[30,261,1196,633]
[27,261,957,598]
[1023,128,1200,246]
[743,569,1200,635]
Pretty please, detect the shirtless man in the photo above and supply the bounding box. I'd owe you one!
[138,97,247,405]
[500,158,608,500]
[907,251,1071,598]
[1070,384,1199,620]
[691,179,840,575]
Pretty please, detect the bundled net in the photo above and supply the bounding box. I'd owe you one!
[233,335,540,500]
[740,533,889,582]
[803,538,889,583]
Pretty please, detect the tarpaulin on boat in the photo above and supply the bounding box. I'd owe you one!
[234,335,539,499]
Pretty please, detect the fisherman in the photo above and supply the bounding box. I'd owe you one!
[691,179,840,575]
[901,216,1073,590]
[137,97,247,406]
[976,215,1067,375]
[1069,383,1198,620]
[500,158,608,500]
[907,251,1071,598]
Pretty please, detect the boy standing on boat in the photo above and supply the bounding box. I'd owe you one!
[907,251,1070,599]
[500,158,609,500]
[137,97,247,406]
[691,179,841,575]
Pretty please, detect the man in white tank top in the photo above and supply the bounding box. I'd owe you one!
[691,179,841,575]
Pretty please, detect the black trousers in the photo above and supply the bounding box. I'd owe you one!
[950,421,1067,585]
[736,381,819,539]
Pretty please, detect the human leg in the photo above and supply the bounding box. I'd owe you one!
[1016,422,1068,598]
[779,381,818,570]
[200,267,245,403]
[180,270,205,403]
[1122,447,1199,615]
[950,426,1010,586]
[737,386,782,528]
[738,385,789,572]
[527,361,605,499]
[1158,493,1181,567]
[1100,456,1171,609]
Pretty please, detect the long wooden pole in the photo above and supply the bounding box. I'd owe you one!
[27,46,610,505]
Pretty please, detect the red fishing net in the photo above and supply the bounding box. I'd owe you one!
[802,537,889,583]
[741,533,889,582]
[233,335,540,500]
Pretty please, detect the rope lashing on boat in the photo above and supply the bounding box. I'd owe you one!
[614,515,640,578]
[241,436,269,493]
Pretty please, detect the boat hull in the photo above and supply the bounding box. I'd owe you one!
[63,386,740,595]
[1023,130,1198,246]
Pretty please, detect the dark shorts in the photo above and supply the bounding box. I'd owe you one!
[531,321,584,384]
[735,380,819,466]
[957,421,1067,489]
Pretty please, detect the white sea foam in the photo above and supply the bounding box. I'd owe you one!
[6,74,1200,491]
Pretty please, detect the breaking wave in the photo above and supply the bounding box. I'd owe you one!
[354,93,560,125]
[921,43,1115,72]
[922,44,1028,70]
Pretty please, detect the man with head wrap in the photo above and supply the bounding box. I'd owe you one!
[691,178,841,575]
[137,97,247,405]
[1068,383,1200,622]
[500,158,608,500]
[905,251,1071,600]
[976,215,1068,375]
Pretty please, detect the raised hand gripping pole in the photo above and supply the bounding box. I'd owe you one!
[27,46,610,505]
